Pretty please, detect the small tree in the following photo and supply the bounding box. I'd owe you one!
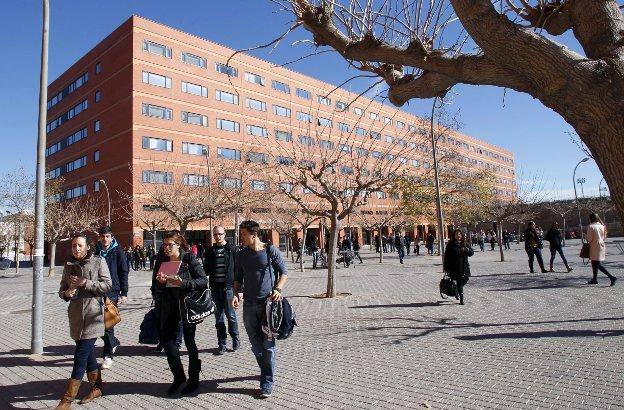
[544,200,577,246]
[353,201,402,263]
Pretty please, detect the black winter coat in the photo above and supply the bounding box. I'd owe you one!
[203,242,237,288]
[95,242,129,298]
[524,228,543,250]
[443,240,474,281]
[544,228,563,248]
[151,250,207,331]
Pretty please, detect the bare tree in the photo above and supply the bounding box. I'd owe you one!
[119,200,173,250]
[353,201,401,263]
[543,200,577,246]
[273,0,624,230]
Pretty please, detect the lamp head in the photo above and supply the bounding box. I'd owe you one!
[581,157,589,163]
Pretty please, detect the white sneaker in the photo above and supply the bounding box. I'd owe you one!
[101,356,113,370]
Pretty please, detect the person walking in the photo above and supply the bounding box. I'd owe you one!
[95,226,129,370]
[443,229,474,305]
[426,232,435,255]
[147,245,156,270]
[586,213,617,286]
[405,234,412,255]
[353,236,363,264]
[56,234,112,409]
[153,231,208,395]
[395,233,405,264]
[381,235,388,253]
[524,221,548,273]
[413,234,420,255]
[388,234,395,252]
[502,230,511,250]
[545,222,572,273]
[232,220,288,399]
[374,234,380,253]
[310,238,320,268]
[489,231,497,251]
[204,226,240,355]
[477,230,485,252]
[132,245,142,271]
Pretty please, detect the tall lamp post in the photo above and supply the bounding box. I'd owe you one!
[598,177,608,198]
[99,179,111,227]
[429,97,446,262]
[31,0,49,355]
[573,158,590,240]
[576,177,586,198]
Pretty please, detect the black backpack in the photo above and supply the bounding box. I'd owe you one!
[266,246,297,340]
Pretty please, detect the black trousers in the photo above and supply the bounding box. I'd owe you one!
[526,247,545,272]
[591,260,615,280]
[163,321,198,380]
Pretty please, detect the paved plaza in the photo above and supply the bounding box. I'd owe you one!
[0,239,622,409]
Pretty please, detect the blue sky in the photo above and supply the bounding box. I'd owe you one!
[0,0,606,199]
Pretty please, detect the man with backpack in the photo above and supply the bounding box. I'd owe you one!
[232,220,288,399]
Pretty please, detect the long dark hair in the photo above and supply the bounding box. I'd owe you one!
[451,229,467,247]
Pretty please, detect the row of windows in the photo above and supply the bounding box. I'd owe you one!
[65,184,87,200]
[47,72,88,109]
[46,100,88,133]
[45,127,88,157]
[47,151,100,180]
[141,169,269,191]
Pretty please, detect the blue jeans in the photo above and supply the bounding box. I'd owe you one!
[549,246,568,267]
[102,295,120,357]
[397,248,405,262]
[71,338,98,380]
[243,301,276,392]
[526,247,545,272]
[211,286,239,347]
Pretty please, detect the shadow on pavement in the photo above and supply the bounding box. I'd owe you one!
[455,328,624,340]
[350,301,446,309]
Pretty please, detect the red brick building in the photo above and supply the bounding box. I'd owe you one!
[45,16,516,254]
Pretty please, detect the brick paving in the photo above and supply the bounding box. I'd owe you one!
[0,239,622,409]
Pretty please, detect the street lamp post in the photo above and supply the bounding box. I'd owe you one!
[576,177,586,198]
[202,147,213,245]
[573,158,590,240]
[31,0,50,355]
[429,97,446,262]
[598,177,608,198]
[99,179,111,227]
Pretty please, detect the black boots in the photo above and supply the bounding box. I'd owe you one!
[181,359,201,394]
[166,356,187,396]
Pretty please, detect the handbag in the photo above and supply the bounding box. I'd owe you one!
[138,306,159,345]
[439,272,457,299]
[103,297,121,329]
[184,288,215,324]
[579,241,590,259]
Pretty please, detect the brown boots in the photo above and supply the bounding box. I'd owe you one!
[78,369,103,404]
[55,378,81,409]
[55,369,102,409]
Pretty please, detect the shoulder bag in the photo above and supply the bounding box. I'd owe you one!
[104,297,121,329]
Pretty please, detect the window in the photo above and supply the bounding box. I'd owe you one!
[411,159,420,167]
[181,52,206,68]
[339,144,352,153]
[142,170,173,184]
[386,154,395,161]
[215,63,238,77]
[47,167,62,179]
[142,136,173,152]
[423,161,431,169]
[246,98,267,111]
[95,62,101,74]
[356,148,369,157]
[408,125,416,132]
[299,135,315,146]
[399,157,407,164]
[45,141,62,157]
[279,182,293,193]
[353,107,363,116]
[276,156,294,166]
[340,166,354,174]
[143,40,172,58]
[183,174,208,186]
[273,105,290,117]
[299,160,316,169]
[245,72,265,86]
[335,101,348,111]
[355,127,366,136]
[317,117,332,128]
[319,140,334,150]
[396,120,405,129]
[94,120,101,132]
[45,127,88,157]
[275,130,292,142]
[246,124,268,138]
[182,142,206,156]
[371,150,382,158]
[181,111,208,126]
[369,112,378,120]
[216,118,240,132]
[95,90,101,103]
[94,150,100,162]
[182,81,208,97]
[217,147,241,160]
[272,80,290,94]
[142,103,172,120]
[66,155,87,173]
[384,117,392,125]
[65,185,87,200]
[296,111,312,123]
[46,100,88,132]
[142,72,172,88]
[94,180,100,192]
[247,151,268,164]
[375,191,387,199]
[47,72,88,109]
[296,88,311,99]
[218,177,242,189]
[385,135,393,143]
[370,131,381,140]
[338,122,349,132]
[250,180,268,191]
[317,95,331,106]
[215,90,239,104]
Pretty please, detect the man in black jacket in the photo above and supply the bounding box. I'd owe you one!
[204,226,240,355]
[95,226,129,370]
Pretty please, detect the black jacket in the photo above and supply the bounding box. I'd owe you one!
[443,240,474,280]
[524,228,543,250]
[96,241,129,298]
[544,228,563,248]
[203,242,237,289]
[152,250,207,331]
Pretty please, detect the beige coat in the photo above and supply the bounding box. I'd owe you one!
[586,222,607,261]
[58,254,112,341]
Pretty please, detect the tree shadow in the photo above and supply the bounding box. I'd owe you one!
[0,375,261,408]
[472,272,531,278]
[455,328,624,340]
[350,301,446,309]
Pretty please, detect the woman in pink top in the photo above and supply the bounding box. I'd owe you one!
[586,213,617,286]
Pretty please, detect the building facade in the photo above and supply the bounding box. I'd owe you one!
[45,16,517,254]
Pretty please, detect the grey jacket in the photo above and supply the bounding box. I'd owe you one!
[58,254,112,341]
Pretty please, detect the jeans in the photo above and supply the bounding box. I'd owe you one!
[71,338,98,380]
[549,246,568,267]
[163,322,198,380]
[243,301,276,392]
[211,286,239,347]
[312,251,319,268]
[414,244,420,255]
[479,241,484,252]
[526,247,545,272]
[397,248,405,263]
[102,295,120,358]
[591,261,615,280]
[504,239,510,250]
[354,251,363,263]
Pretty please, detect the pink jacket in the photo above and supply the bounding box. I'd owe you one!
[586,222,606,261]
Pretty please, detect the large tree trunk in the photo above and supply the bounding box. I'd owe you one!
[497,221,505,262]
[326,215,341,298]
[378,227,383,263]
[299,226,307,272]
[47,241,57,277]
[234,212,240,245]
